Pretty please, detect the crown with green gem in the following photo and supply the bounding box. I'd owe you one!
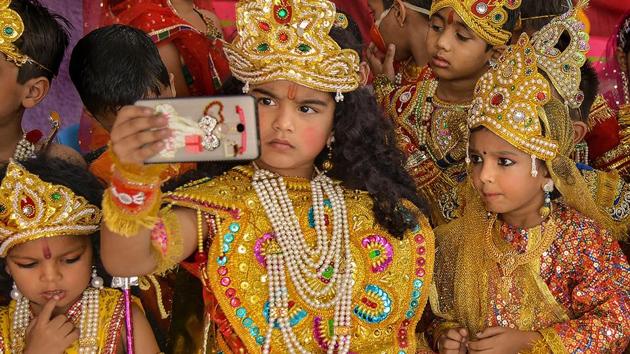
[469,33,558,161]
[0,161,102,257]
[222,0,360,97]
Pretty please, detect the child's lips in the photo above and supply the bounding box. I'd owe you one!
[41,289,66,300]
[431,55,450,68]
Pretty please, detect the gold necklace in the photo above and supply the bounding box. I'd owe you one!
[484,214,557,276]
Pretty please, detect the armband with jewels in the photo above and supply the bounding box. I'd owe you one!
[102,148,168,237]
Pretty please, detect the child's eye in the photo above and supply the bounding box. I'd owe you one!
[298,106,316,114]
[469,154,482,164]
[16,262,37,269]
[456,33,471,41]
[63,255,81,264]
[430,24,443,32]
[498,158,515,166]
[257,97,276,106]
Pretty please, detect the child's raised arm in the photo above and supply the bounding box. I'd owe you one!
[100,106,201,276]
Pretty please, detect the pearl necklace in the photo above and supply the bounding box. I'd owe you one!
[12,135,37,161]
[11,288,101,354]
[252,167,354,354]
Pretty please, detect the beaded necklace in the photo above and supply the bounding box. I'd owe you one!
[11,288,101,354]
[251,165,354,354]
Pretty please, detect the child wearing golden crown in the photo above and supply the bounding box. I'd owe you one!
[0,0,83,165]
[373,0,521,225]
[429,34,630,354]
[99,0,435,352]
[0,158,159,354]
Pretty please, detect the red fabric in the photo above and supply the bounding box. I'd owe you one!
[332,0,372,46]
[584,114,621,163]
[104,0,231,97]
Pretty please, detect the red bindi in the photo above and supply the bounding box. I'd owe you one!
[287,83,297,100]
[447,10,454,24]
[42,240,51,259]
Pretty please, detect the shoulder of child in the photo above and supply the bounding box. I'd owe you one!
[45,143,86,168]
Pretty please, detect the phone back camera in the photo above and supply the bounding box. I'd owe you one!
[236,123,245,132]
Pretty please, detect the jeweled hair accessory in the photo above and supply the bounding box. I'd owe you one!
[430,0,521,46]
[0,161,101,256]
[469,33,558,161]
[0,0,28,65]
[222,0,360,102]
[531,0,589,109]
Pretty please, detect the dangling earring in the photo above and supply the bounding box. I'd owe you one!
[322,139,334,172]
[539,180,554,219]
[10,282,22,300]
[465,141,471,165]
[242,81,250,94]
[530,155,538,177]
[572,142,589,165]
[91,266,104,289]
[488,58,497,69]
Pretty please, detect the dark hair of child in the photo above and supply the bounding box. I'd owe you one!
[406,0,431,10]
[519,0,568,34]
[165,25,427,239]
[9,0,71,83]
[577,62,599,123]
[0,156,109,301]
[69,24,170,119]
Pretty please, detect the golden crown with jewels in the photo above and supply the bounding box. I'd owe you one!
[0,161,101,256]
[430,0,521,46]
[222,0,360,102]
[469,33,558,161]
[532,1,590,109]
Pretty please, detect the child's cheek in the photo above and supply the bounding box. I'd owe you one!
[300,126,329,152]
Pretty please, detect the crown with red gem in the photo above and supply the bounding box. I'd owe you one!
[430,0,521,46]
[0,161,101,256]
[469,33,558,161]
[532,1,589,109]
[222,0,360,101]
[0,0,51,72]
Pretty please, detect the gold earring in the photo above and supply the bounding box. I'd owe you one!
[539,180,554,219]
[322,141,333,172]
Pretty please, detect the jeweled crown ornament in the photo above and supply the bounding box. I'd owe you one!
[0,161,102,256]
[531,0,590,109]
[469,33,558,161]
[0,0,29,65]
[222,0,361,102]
[430,0,522,46]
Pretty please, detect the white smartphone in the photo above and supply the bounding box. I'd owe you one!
[137,95,260,163]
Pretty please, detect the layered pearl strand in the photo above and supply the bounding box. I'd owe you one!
[12,135,37,161]
[252,167,354,354]
[11,288,101,354]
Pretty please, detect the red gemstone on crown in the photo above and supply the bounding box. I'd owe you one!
[278,32,289,42]
[258,22,270,32]
[536,92,547,101]
[491,93,504,106]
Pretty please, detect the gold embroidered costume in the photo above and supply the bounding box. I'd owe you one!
[153,165,434,353]
[430,33,630,353]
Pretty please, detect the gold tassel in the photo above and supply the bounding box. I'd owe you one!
[102,188,162,237]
